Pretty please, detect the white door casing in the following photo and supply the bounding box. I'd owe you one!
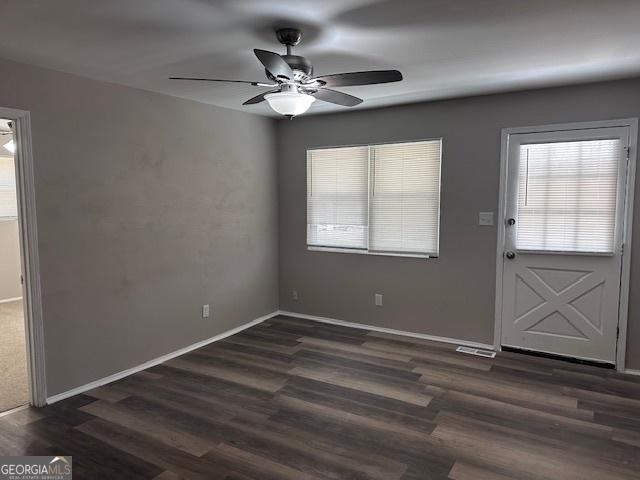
[0,106,46,407]
[500,125,631,364]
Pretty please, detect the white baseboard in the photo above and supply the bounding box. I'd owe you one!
[0,296,23,304]
[625,369,640,377]
[0,404,30,418]
[46,310,279,405]
[277,310,495,351]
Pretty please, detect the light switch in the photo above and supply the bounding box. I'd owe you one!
[479,211,494,226]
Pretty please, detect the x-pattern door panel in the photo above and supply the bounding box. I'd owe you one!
[503,255,619,361]
[500,126,629,363]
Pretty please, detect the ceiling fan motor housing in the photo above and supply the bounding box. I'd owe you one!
[268,28,313,82]
[265,55,313,82]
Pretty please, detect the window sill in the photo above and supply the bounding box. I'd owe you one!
[307,246,435,259]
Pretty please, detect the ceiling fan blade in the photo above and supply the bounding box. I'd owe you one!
[242,89,280,105]
[169,77,275,87]
[313,88,363,107]
[254,49,294,80]
[314,70,402,87]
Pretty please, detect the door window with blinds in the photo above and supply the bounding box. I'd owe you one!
[515,139,623,254]
[307,139,442,257]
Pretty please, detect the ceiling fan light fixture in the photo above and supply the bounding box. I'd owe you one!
[264,91,315,117]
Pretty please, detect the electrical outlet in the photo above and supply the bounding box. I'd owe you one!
[292,290,298,301]
[202,304,210,318]
[375,294,383,307]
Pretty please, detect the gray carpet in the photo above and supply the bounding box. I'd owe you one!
[0,300,29,412]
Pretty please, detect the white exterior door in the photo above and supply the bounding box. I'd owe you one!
[500,126,630,363]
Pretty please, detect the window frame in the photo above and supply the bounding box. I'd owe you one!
[505,130,629,257]
[513,137,623,255]
[306,137,443,259]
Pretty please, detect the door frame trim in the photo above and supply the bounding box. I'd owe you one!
[0,106,47,406]
[493,118,638,372]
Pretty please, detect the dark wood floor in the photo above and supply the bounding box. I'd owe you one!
[2,315,640,479]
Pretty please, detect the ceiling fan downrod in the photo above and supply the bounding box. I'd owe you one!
[276,27,302,55]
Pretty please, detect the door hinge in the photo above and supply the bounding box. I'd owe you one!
[617,326,620,339]
[624,146,630,160]
[20,275,24,285]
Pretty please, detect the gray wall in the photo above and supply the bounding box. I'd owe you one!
[0,219,22,300]
[277,77,640,369]
[3,53,640,399]
[0,58,279,396]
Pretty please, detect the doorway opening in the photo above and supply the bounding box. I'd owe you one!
[0,119,28,412]
[494,119,637,371]
[0,107,45,410]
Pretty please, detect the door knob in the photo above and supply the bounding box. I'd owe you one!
[507,218,516,226]
[505,251,516,259]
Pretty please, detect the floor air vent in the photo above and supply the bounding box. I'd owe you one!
[456,346,496,358]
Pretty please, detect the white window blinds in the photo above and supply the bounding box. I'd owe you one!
[516,139,621,254]
[0,156,17,219]
[370,141,441,255]
[307,139,442,256]
[307,146,369,249]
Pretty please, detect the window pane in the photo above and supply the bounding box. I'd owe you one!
[369,140,441,255]
[516,139,621,253]
[307,146,369,249]
[0,156,17,218]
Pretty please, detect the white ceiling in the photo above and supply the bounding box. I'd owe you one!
[1,0,640,117]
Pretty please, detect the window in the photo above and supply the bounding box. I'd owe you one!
[307,146,369,249]
[307,139,442,257]
[516,139,621,254]
[0,156,17,219]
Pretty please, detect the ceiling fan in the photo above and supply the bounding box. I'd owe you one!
[170,28,403,118]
